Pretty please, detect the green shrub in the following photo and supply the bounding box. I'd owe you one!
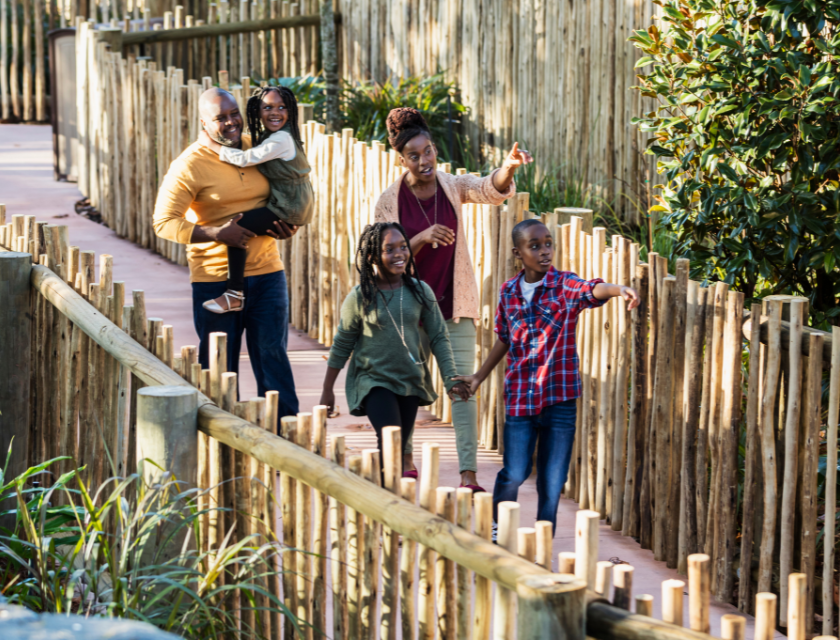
[0,453,302,639]
[631,0,840,326]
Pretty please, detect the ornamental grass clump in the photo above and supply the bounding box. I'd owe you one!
[631,0,840,326]
[0,453,302,639]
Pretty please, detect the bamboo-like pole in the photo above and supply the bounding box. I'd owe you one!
[559,552,576,574]
[312,405,329,636]
[418,442,440,640]
[611,238,631,530]
[295,412,313,638]
[595,249,613,517]
[249,396,269,639]
[737,302,762,611]
[757,300,782,595]
[824,326,840,635]
[400,477,418,640]
[652,276,676,561]
[493,502,520,640]
[519,527,537,563]
[662,579,684,626]
[330,435,348,640]
[381,426,401,640]
[613,565,633,610]
[787,573,807,640]
[800,334,822,624]
[575,509,599,589]
[456,487,473,639]
[721,615,746,640]
[687,554,710,633]
[516,574,587,640]
[780,299,807,624]
[280,414,298,639]
[595,560,613,597]
[754,593,777,640]
[347,453,363,640]
[361,448,382,639]
[535,521,553,570]
[635,595,654,617]
[473,492,493,640]
[624,263,648,538]
[435,487,457,640]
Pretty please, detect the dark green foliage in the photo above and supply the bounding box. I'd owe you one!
[631,0,840,326]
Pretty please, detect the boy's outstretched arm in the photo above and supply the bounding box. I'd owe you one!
[453,338,510,396]
[593,283,641,310]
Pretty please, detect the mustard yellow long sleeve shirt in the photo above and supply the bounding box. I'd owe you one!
[153,138,283,282]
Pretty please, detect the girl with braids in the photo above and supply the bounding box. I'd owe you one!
[374,107,533,491]
[198,85,314,314]
[320,222,470,464]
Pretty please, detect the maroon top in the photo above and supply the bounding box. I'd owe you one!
[398,178,458,320]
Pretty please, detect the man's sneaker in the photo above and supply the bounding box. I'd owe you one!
[491,522,498,544]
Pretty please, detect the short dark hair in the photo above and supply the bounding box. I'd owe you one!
[512,218,549,246]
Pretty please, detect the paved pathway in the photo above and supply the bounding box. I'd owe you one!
[0,124,783,637]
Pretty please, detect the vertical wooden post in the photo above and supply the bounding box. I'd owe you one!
[456,487,473,639]
[613,565,633,610]
[535,521,553,569]
[595,560,613,597]
[754,593,777,640]
[688,554,710,633]
[381,425,401,640]
[135,385,198,563]
[0,253,32,510]
[635,595,654,617]
[435,487,457,640]
[780,300,807,625]
[788,573,807,640]
[400,477,418,640]
[558,552,576,574]
[824,327,840,635]
[575,509,599,589]
[516,574,587,640]
[295,412,313,637]
[493,501,520,640]
[418,442,439,640]
[721,615,746,640]
[319,0,340,133]
[473,492,493,640]
[662,579,685,626]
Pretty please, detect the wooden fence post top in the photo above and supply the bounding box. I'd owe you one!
[137,384,197,398]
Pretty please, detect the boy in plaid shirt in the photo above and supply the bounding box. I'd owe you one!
[456,219,639,534]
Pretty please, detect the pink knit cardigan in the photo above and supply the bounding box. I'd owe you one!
[374,169,515,321]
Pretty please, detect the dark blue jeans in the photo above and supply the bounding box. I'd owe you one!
[493,399,577,533]
[192,270,299,422]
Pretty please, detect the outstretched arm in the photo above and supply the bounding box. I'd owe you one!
[491,142,534,192]
[593,283,640,310]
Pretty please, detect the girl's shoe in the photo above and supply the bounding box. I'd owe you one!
[459,483,486,493]
[402,469,419,479]
[203,290,245,314]
[491,522,498,544]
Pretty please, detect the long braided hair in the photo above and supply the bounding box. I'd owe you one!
[355,222,431,316]
[246,86,303,146]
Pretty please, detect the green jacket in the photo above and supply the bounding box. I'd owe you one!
[327,280,459,416]
[258,125,314,226]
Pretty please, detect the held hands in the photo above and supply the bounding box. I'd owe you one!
[452,373,482,397]
[620,285,641,310]
[448,381,472,402]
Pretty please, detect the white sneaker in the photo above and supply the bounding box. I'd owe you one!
[491,522,498,544]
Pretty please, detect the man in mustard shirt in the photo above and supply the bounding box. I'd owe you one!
[153,88,299,419]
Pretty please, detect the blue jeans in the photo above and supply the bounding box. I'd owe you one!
[192,270,299,422]
[493,399,577,532]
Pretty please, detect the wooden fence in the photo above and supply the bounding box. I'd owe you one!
[0,208,787,640]
[333,0,660,223]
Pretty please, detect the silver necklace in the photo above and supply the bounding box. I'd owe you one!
[379,282,425,366]
[407,177,439,249]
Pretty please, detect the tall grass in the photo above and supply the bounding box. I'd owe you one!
[0,452,302,639]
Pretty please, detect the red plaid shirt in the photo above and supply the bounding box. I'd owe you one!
[494,266,605,416]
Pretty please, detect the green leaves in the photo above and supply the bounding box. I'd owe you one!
[631,0,840,324]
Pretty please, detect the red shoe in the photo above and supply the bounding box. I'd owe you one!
[460,483,486,493]
[402,469,418,479]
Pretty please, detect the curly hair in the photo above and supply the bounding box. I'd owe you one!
[355,222,431,315]
[386,107,433,153]
[246,86,303,146]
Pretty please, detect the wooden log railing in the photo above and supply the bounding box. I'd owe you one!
[0,216,782,640]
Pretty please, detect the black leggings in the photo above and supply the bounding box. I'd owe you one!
[364,387,420,466]
[227,207,279,292]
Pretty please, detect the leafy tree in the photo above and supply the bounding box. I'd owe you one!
[631,0,840,325]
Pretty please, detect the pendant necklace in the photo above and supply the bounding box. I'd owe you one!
[408,177,439,249]
[379,282,425,366]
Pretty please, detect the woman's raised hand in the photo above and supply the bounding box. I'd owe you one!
[503,142,534,170]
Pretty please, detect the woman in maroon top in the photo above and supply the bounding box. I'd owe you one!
[374,108,533,491]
